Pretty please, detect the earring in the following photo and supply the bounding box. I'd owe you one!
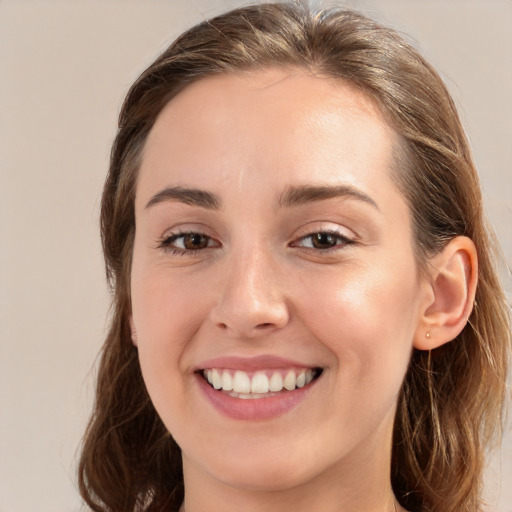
[425,331,431,339]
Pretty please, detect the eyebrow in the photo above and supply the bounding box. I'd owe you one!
[277,184,379,211]
[145,186,222,210]
[145,183,379,212]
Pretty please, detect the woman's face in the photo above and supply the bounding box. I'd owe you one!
[131,69,428,493]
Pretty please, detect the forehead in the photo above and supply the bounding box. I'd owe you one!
[137,68,401,208]
[146,67,391,147]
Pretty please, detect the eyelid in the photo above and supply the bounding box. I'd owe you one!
[158,221,220,243]
[292,222,357,241]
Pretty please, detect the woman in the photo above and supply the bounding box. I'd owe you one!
[78,3,511,512]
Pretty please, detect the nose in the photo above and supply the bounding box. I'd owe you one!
[209,247,290,338]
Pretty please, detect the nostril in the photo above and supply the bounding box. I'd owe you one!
[217,322,272,329]
[256,323,273,329]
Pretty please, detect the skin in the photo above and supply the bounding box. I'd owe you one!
[130,68,473,512]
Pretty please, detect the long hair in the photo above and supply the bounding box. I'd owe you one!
[78,3,511,511]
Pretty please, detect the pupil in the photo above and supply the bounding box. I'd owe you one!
[313,233,335,249]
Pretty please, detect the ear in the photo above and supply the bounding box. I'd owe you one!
[414,236,478,351]
[129,315,138,346]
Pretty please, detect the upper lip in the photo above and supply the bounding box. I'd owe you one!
[195,355,319,372]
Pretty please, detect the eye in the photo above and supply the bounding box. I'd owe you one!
[292,231,355,251]
[158,231,219,254]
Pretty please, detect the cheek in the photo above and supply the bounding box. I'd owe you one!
[130,268,207,405]
[296,258,420,381]
[130,276,203,438]
[132,264,207,347]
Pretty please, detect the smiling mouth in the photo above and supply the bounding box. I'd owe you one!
[199,367,323,399]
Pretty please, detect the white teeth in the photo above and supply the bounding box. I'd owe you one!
[211,369,222,390]
[251,372,269,393]
[204,368,318,395]
[269,372,283,392]
[296,370,306,388]
[283,370,296,391]
[233,370,251,393]
[221,371,233,391]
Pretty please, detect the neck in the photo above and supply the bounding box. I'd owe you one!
[179,486,399,512]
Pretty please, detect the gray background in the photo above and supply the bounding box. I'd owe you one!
[0,1,510,511]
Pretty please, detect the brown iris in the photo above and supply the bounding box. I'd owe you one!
[310,232,338,249]
[181,233,210,250]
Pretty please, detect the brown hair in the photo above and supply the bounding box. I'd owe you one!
[78,3,511,512]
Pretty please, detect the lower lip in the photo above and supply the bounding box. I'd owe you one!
[195,373,319,421]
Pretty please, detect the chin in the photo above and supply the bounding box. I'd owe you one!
[181,427,340,494]
[205,454,316,492]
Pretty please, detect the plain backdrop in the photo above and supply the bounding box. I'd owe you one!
[1,1,511,511]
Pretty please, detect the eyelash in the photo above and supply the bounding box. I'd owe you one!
[291,230,356,252]
[157,229,356,256]
[157,231,219,256]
